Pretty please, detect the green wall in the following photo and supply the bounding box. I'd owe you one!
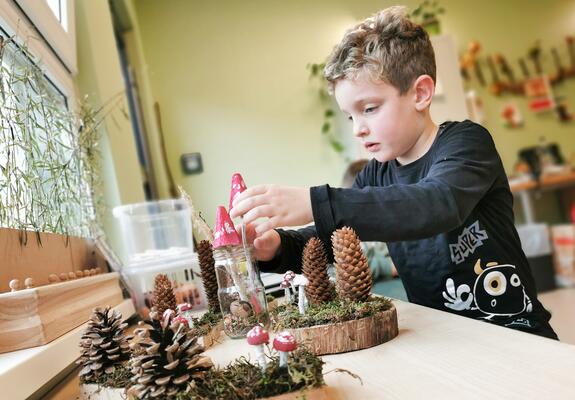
[75,0,146,259]
[132,0,575,225]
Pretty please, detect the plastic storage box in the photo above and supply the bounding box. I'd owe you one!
[550,224,575,287]
[113,199,193,264]
[516,224,556,292]
[122,254,206,318]
[113,199,205,318]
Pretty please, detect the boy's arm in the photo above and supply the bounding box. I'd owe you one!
[257,225,321,274]
[313,123,504,242]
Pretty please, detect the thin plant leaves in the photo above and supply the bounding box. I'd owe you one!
[0,37,124,239]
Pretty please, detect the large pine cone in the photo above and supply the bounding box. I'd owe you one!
[153,274,177,316]
[198,240,219,312]
[130,311,213,398]
[77,307,130,382]
[302,237,335,305]
[331,227,372,302]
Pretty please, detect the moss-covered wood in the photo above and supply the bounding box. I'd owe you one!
[271,296,392,331]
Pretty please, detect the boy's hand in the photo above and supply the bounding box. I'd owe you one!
[239,223,281,261]
[230,185,313,234]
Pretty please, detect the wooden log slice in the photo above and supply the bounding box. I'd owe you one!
[259,385,340,400]
[288,304,398,355]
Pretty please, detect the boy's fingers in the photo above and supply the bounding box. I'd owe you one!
[255,217,280,235]
[253,230,275,249]
[230,193,269,218]
[243,205,274,225]
[232,185,269,207]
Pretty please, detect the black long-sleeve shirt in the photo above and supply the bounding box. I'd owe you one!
[261,120,557,339]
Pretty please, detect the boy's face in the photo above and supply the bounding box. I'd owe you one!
[334,75,424,163]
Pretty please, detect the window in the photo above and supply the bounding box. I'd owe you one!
[13,0,76,73]
[0,1,92,236]
[0,0,75,96]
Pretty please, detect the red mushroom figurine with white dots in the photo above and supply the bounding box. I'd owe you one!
[273,331,297,368]
[177,303,194,326]
[247,325,270,371]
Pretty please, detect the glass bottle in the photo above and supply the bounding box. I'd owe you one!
[214,245,269,338]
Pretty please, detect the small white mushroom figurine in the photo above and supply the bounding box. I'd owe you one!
[280,279,292,303]
[292,275,308,315]
[162,309,175,329]
[247,325,269,371]
[283,270,296,303]
[273,331,297,368]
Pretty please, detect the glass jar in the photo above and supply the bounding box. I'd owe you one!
[214,245,269,338]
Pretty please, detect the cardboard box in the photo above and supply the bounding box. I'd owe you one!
[550,225,575,286]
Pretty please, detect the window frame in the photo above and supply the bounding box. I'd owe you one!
[0,0,75,98]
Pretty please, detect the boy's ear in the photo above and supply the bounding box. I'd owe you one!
[412,75,435,111]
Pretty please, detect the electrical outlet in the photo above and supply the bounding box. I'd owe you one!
[180,152,203,175]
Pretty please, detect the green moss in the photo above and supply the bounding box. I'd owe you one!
[272,296,393,330]
[80,362,132,388]
[82,349,325,399]
[194,309,222,328]
[175,347,324,400]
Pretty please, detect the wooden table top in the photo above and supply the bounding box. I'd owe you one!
[205,300,575,400]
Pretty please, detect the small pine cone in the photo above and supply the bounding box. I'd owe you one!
[130,312,213,398]
[198,240,219,313]
[302,237,335,305]
[331,227,372,302]
[153,274,177,316]
[77,307,130,382]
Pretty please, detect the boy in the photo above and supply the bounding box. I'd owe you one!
[230,6,557,339]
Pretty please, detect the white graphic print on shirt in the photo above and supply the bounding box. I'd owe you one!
[442,259,533,320]
[449,221,488,264]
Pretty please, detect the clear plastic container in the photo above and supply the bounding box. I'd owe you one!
[122,254,206,319]
[113,199,193,264]
[214,246,269,338]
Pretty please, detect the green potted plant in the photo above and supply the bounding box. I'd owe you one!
[410,1,446,36]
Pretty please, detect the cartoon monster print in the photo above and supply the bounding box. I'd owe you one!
[442,259,533,320]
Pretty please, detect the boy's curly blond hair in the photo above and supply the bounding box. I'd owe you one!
[324,6,436,95]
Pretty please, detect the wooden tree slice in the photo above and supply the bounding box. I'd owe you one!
[260,386,340,400]
[84,384,337,400]
[288,304,398,355]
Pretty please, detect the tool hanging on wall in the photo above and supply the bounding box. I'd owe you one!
[487,56,503,96]
[518,57,530,80]
[528,42,543,75]
[566,36,575,72]
[494,54,523,95]
[551,48,565,83]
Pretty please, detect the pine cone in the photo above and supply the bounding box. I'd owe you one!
[331,227,372,302]
[130,311,213,398]
[77,307,130,382]
[153,274,177,316]
[302,237,335,305]
[198,240,219,313]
